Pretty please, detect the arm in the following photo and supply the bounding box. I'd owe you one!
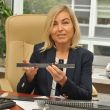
[17,73,36,93]
[17,44,41,93]
[61,51,93,100]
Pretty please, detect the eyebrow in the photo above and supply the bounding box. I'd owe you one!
[54,18,71,22]
[62,18,71,21]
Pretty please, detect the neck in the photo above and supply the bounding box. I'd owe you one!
[55,43,70,52]
[56,45,70,59]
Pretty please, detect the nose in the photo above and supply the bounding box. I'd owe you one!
[57,24,63,31]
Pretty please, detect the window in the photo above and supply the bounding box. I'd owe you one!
[74,0,91,36]
[92,40,110,66]
[80,44,88,49]
[94,45,110,56]
[95,0,110,38]
[23,0,71,14]
[74,0,91,24]
[5,0,13,10]
[12,0,110,68]
[97,0,110,25]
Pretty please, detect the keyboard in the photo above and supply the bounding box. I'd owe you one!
[0,97,16,109]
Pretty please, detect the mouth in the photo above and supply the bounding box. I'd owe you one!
[57,34,66,37]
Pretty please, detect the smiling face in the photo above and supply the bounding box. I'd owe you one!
[50,10,74,46]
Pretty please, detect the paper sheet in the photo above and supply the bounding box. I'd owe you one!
[14,100,41,110]
[34,95,65,100]
[34,96,49,99]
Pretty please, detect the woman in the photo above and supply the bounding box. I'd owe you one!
[17,5,93,100]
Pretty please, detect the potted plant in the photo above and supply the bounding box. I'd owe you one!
[0,0,12,63]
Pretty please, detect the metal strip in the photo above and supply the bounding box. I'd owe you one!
[16,63,75,68]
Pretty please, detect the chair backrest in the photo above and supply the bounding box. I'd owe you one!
[5,14,46,91]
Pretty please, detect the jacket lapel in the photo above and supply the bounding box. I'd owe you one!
[46,47,56,95]
[66,48,77,79]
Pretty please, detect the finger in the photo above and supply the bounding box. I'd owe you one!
[52,64,63,74]
[27,67,37,71]
[33,67,38,72]
[46,65,54,75]
[22,60,31,71]
[46,65,58,77]
[47,66,64,82]
[34,65,39,69]
[23,67,38,75]
[51,65,66,82]
[23,59,28,63]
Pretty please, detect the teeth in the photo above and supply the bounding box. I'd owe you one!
[58,34,65,36]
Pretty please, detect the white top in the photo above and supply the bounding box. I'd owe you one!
[50,57,67,96]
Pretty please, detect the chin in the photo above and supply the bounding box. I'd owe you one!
[55,39,70,44]
[57,41,68,44]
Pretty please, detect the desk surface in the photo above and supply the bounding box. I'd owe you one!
[92,72,110,84]
[92,66,109,84]
[0,91,110,110]
[0,91,36,110]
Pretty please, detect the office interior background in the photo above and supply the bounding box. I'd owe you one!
[0,0,110,75]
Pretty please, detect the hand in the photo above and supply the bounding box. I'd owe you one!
[46,64,67,86]
[23,60,38,82]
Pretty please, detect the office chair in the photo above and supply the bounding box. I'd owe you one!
[92,85,98,96]
[0,14,98,97]
[0,14,46,91]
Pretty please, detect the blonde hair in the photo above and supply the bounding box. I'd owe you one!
[41,4,80,51]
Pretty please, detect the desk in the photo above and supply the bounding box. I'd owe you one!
[92,72,110,94]
[0,91,110,110]
[0,91,36,110]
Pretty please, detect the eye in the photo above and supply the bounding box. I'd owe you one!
[63,21,69,24]
[53,21,58,26]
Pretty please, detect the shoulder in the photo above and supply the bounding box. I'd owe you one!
[74,47,94,61]
[29,42,44,62]
[34,42,44,50]
[34,42,55,53]
[75,47,93,56]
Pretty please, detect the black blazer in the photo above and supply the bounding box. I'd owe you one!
[17,43,93,100]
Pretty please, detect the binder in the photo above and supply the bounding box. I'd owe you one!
[35,99,95,109]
